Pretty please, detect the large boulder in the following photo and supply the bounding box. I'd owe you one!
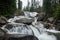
[5,34,38,40]
[55,25,60,31]
[55,20,60,31]
[36,13,45,21]
[44,22,55,29]
[15,18,34,25]
[54,33,60,40]
[0,30,5,37]
[0,16,8,27]
[0,28,7,40]
[47,17,54,23]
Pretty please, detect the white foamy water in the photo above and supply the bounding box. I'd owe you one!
[38,33,56,40]
[1,12,59,40]
[2,23,57,40]
[24,12,38,17]
[9,26,33,35]
[2,23,33,35]
[8,16,32,23]
[29,25,56,40]
[46,29,60,33]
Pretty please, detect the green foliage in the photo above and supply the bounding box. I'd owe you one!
[43,0,60,22]
[0,0,16,17]
[43,0,53,16]
[53,4,60,19]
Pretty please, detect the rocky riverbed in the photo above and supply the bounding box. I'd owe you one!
[0,12,60,40]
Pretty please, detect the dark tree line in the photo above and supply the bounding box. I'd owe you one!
[24,0,41,13]
[24,0,60,24]
[43,0,60,23]
[0,0,16,17]
[18,0,22,10]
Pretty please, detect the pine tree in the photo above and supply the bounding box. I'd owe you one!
[18,0,22,10]
[0,0,16,17]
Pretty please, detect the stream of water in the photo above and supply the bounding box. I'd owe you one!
[2,12,60,40]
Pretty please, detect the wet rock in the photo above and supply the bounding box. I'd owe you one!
[6,35,38,40]
[15,18,34,25]
[5,24,13,30]
[47,17,54,23]
[0,30,4,36]
[55,25,60,31]
[36,13,45,21]
[54,33,60,40]
[44,22,49,29]
[45,19,60,30]
[0,16,8,27]
[0,28,6,40]
[44,22,55,29]
[55,20,60,31]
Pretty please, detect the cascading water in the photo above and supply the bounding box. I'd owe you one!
[31,17,56,40]
[2,12,60,40]
[29,25,56,40]
[24,12,38,17]
[2,23,33,35]
[9,26,33,35]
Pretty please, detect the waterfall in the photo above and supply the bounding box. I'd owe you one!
[3,24,33,35]
[24,12,30,17]
[29,24,56,40]
[1,12,59,40]
[24,12,38,17]
[29,25,41,40]
[34,17,38,23]
[2,23,57,40]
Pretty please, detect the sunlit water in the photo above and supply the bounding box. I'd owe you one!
[2,12,60,40]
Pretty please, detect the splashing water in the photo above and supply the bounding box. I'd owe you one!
[8,16,32,23]
[29,25,57,40]
[24,12,38,17]
[2,23,57,40]
[9,25,33,35]
[2,23,33,35]
[1,12,58,40]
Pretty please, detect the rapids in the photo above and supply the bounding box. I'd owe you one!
[1,12,60,40]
